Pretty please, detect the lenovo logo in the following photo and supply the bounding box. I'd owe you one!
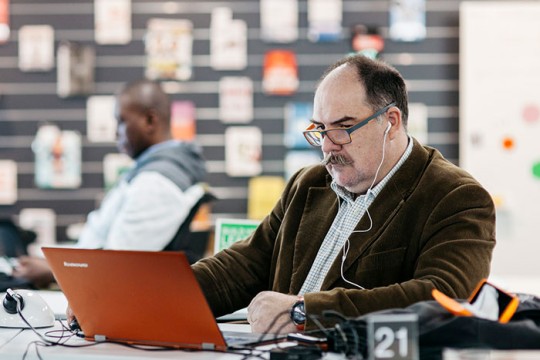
[63,261,89,268]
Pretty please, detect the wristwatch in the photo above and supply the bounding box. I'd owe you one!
[290,297,306,331]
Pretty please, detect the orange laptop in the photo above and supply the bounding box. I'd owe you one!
[42,247,271,350]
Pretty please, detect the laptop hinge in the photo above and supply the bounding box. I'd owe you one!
[94,334,107,342]
[201,343,216,350]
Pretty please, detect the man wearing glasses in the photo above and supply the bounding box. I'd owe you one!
[193,55,495,334]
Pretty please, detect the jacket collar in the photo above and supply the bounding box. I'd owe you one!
[290,139,431,292]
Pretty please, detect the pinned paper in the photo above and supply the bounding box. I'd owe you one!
[210,7,247,70]
[260,0,298,43]
[262,50,299,96]
[389,0,426,42]
[248,176,286,220]
[0,160,17,205]
[18,25,54,71]
[351,25,384,59]
[285,102,313,149]
[32,124,82,189]
[307,0,342,42]
[145,18,193,80]
[103,153,134,190]
[407,103,428,144]
[94,0,132,45]
[171,101,196,141]
[225,126,262,177]
[0,0,10,44]
[285,151,321,179]
[19,208,56,248]
[57,42,95,98]
[87,96,117,143]
[219,77,253,123]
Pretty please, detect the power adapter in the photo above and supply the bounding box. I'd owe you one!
[269,346,323,360]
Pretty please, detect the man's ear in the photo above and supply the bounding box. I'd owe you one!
[144,109,162,134]
[386,105,402,129]
[145,109,158,124]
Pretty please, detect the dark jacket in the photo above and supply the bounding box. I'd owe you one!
[193,139,496,330]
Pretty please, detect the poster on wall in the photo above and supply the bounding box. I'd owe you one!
[87,95,116,143]
[170,100,196,141]
[260,0,298,43]
[225,126,262,177]
[103,153,133,190]
[407,102,428,145]
[145,18,193,81]
[262,50,299,96]
[0,0,10,44]
[285,102,313,149]
[18,25,54,72]
[210,7,247,70]
[307,0,342,42]
[0,160,17,205]
[219,76,253,123]
[284,151,321,180]
[351,25,384,59]
[32,124,82,189]
[94,0,132,45]
[247,176,285,220]
[57,41,95,98]
[389,0,426,42]
[19,208,56,255]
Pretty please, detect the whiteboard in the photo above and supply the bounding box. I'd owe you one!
[460,2,540,276]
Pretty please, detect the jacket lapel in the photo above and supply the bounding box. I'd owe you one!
[289,176,339,293]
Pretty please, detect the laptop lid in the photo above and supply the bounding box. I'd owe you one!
[42,247,227,350]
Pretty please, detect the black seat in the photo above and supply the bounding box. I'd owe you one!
[162,191,216,264]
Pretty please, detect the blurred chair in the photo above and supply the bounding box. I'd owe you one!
[0,219,36,258]
[0,219,37,291]
[163,190,216,264]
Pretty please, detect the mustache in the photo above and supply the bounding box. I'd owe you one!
[321,153,353,166]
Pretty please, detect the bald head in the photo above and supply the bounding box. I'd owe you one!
[115,79,173,158]
[319,55,409,127]
[117,79,171,128]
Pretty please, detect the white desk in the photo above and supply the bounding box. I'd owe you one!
[0,290,266,359]
[0,322,262,360]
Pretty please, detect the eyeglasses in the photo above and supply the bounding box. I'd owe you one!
[302,102,396,147]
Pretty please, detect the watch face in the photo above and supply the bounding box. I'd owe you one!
[291,300,306,325]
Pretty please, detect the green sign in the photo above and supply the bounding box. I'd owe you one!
[214,219,260,254]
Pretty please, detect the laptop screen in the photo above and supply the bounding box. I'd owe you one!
[42,248,228,350]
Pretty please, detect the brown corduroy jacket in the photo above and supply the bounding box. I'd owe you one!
[193,139,496,330]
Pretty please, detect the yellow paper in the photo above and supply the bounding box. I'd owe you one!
[247,176,286,220]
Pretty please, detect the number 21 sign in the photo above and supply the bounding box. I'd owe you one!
[367,313,419,360]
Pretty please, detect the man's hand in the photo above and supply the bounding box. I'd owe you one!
[247,291,299,334]
[12,256,55,288]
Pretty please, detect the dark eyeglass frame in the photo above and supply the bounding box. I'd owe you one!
[302,102,396,147]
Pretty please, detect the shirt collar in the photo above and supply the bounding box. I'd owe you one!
[331,136,414,203]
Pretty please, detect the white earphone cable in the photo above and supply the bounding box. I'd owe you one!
[339,122,390,289]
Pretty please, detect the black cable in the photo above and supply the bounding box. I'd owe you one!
[10,291,304,360]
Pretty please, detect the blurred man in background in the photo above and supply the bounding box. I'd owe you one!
[14,79,207,287]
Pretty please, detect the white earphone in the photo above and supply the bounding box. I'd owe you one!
[384,122,392,135]
[339,120,391,290]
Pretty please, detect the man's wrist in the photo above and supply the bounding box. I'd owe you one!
[290,296,306,331]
